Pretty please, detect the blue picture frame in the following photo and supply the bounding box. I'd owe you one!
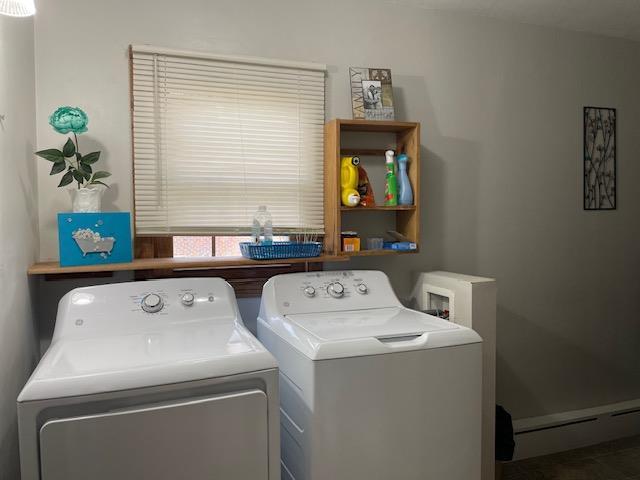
[58,212,133,267]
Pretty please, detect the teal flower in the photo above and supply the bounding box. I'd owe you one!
[49,106,89,134]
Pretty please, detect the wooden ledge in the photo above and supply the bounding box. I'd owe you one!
[28,254,348,275]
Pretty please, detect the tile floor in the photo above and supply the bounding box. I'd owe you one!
[503,435,640,479]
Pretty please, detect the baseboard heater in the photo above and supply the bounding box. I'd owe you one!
[515,417,598,436]
[512,398,640,460]
[611,408,640,418]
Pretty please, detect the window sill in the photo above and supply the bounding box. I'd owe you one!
[27,254,348,276]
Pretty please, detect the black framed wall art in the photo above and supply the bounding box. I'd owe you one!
[583,106,616,210]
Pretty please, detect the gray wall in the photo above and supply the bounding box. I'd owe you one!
[0,15,38,480]
[32,0,640,420]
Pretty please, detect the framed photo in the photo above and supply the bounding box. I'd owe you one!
[583,106,616,210]
[350,67,394,120]
[362,80,383,110]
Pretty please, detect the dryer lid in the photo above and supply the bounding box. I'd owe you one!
[262,307,481,361]
[18,322,276,402]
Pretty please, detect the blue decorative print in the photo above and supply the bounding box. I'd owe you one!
[58,212,132,267]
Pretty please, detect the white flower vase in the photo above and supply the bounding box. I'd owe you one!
[71,187,103,212]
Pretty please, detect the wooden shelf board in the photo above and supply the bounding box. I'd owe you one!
[336,119,419,133]
[341,205,416,212]
[28,254,348,275]
[340,148,388,157]
[341,249,418,257]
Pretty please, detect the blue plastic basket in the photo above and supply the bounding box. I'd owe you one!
[240,241,323,260]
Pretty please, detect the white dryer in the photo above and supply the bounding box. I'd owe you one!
[18,278,280,480]
[257,270,482,480]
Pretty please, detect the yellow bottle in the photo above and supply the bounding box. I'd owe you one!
[341,156,361,207]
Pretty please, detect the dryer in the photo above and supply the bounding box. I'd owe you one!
[18,278,280,480]
[257,270,482,480]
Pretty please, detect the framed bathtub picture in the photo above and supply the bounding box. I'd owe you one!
[57,212,133,267]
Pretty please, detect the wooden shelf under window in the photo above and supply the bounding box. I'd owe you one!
[27,254,348,275]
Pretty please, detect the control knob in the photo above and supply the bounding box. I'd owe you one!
[356,283,368,294]
[181,293,195,306]
[141,293,164,313]
[303,286,316,298]
[327,282,345,298]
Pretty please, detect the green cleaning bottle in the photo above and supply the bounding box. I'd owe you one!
[384,150,398,206]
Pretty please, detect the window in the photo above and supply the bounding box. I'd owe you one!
[172,236,212,257]
[130,45,326,239]
[215,236,250,257]
[173,235,290,258]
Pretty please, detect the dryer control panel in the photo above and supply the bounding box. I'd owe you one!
[267,270,403,315]
[53,278,239,341]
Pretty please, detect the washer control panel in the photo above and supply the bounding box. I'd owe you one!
[297,275,370,301]
[270,270,401,315]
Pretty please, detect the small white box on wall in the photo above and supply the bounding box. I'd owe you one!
[411,271,497,480]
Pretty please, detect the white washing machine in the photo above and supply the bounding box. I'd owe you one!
[257,270,482,480]
[18,278,280,480]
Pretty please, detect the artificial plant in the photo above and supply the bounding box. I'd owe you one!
[35,106,111,189]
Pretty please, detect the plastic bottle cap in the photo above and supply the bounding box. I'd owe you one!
[385,150,395,163]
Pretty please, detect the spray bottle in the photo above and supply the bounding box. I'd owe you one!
[384,150,398,206]
[397,153,413,205]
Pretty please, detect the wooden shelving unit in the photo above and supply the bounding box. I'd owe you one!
[28,254,348,276]
[324,119,421,256]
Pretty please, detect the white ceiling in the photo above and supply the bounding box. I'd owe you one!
[390,0,640,42]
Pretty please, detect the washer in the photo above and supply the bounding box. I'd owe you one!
[257,270,482,480]
[18,278,280,480]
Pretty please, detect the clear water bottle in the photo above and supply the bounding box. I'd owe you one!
[252,206,273,245]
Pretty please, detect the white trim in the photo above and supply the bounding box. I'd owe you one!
[513,398,640,459]
[131,45,327,73]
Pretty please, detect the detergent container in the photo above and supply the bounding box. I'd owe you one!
[341,156,361,207]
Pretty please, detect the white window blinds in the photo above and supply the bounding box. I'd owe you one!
[130,46,326,236]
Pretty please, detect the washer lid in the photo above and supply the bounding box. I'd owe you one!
[264,307,481,360]
[287,307,455,341]
[18,322,277,402]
